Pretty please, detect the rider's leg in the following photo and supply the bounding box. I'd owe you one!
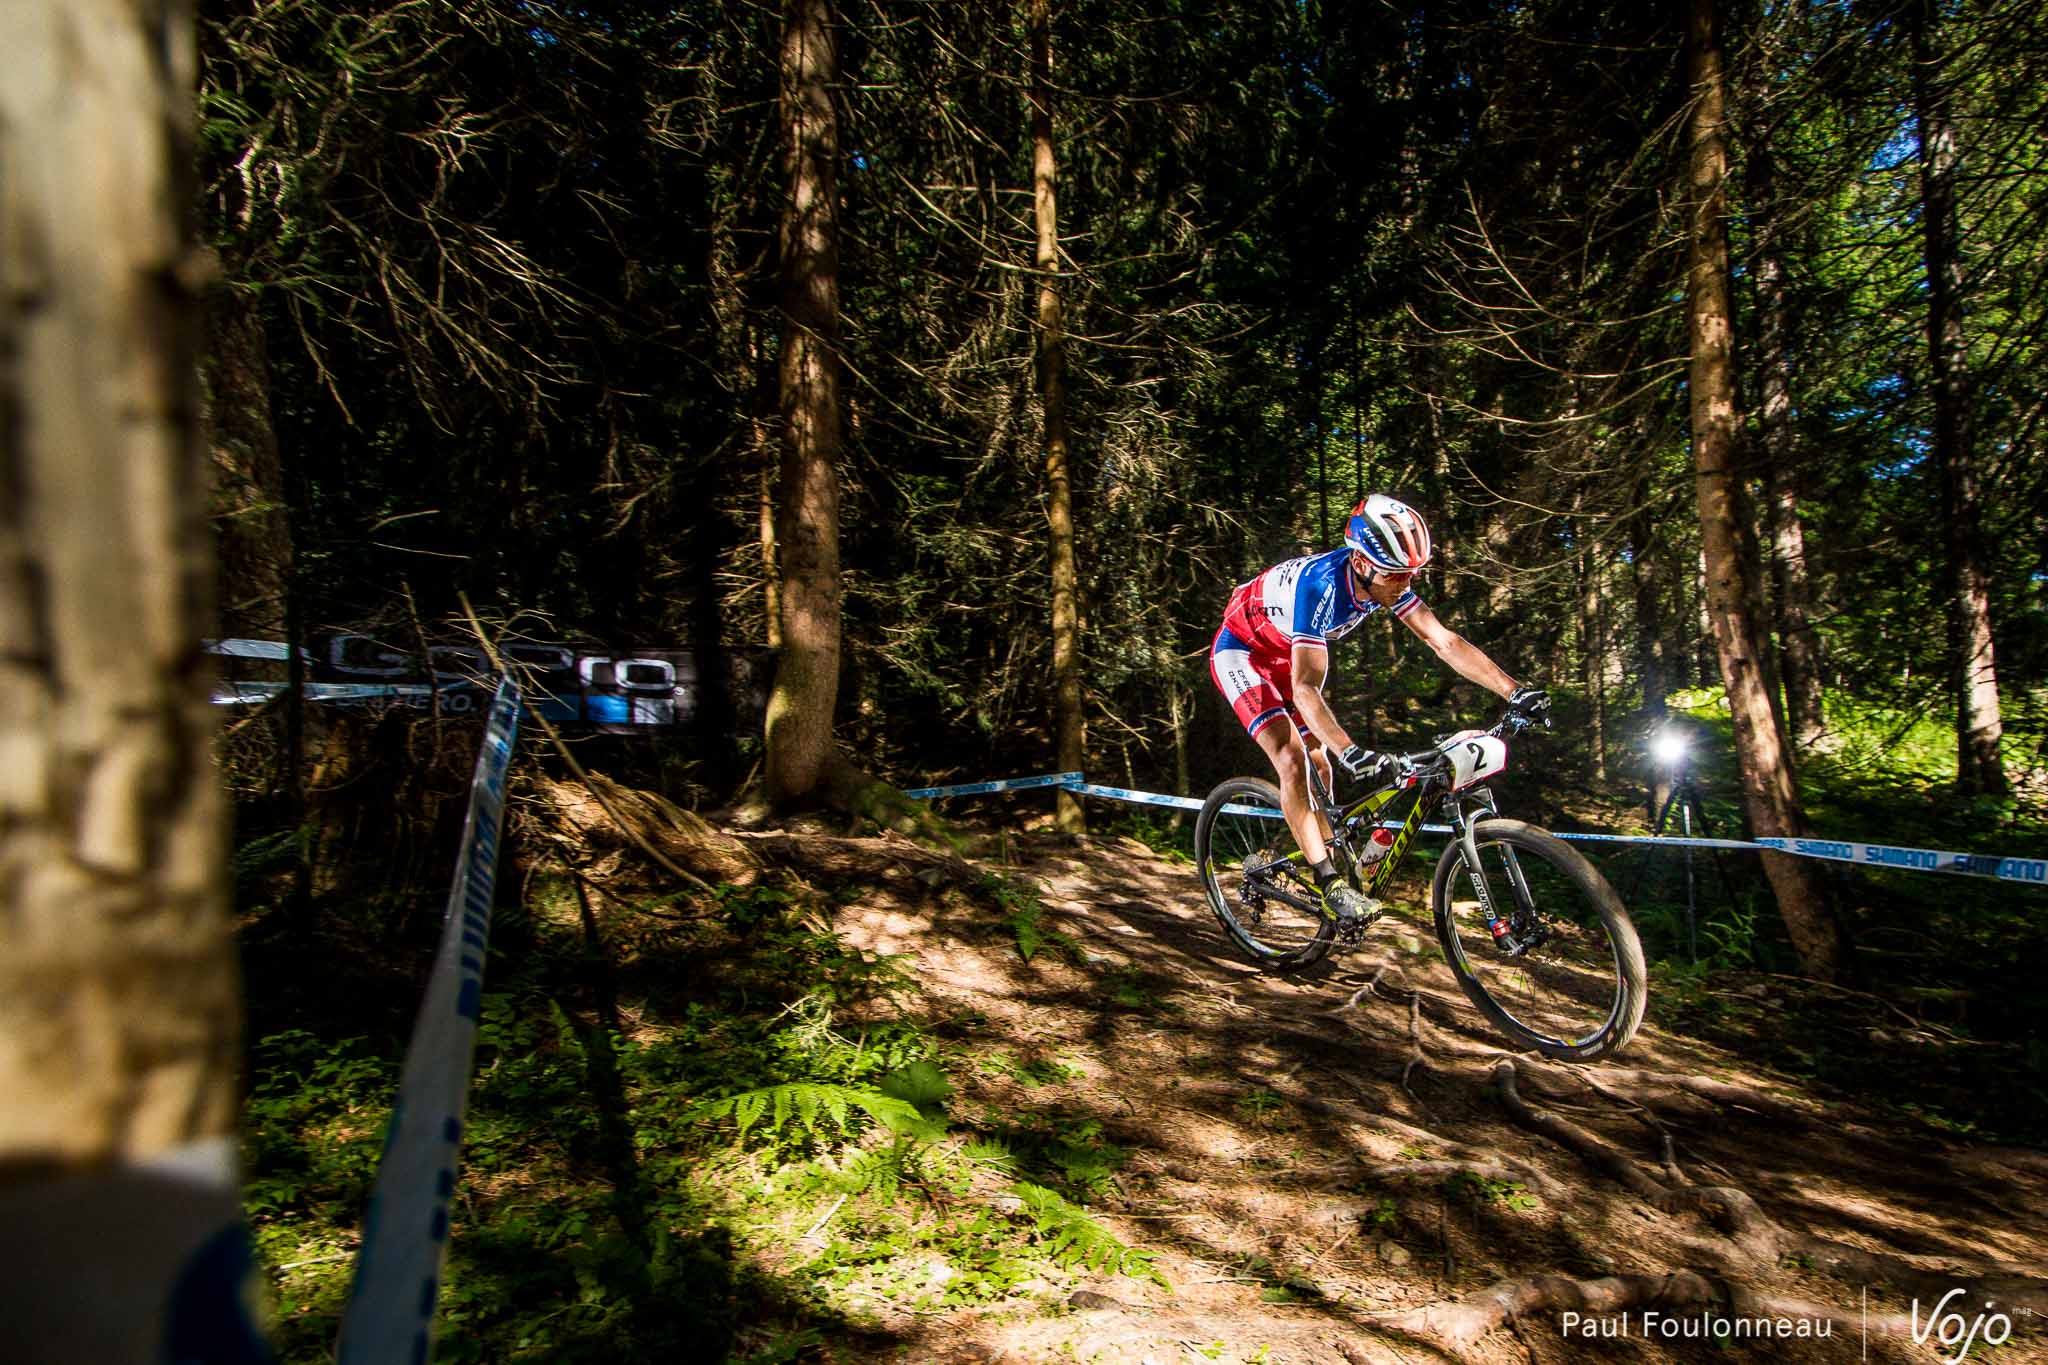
[1255,719,1369,922]
[1303,734,1336,846]
[1254,721,1328,866]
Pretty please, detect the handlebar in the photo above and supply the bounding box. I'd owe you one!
[1393,706,1547,784]
[1311,706,1547,806]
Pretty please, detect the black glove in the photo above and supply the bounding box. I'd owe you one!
[1335,744,1394,784]
[1506,686,1551,721]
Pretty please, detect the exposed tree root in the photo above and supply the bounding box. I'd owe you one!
[1376,1270,1721,1348]
[817,747,968,848]
[1486,1058,2048,1320]
[1301,1066,1570,1202]
[1572,1063,1818,1126]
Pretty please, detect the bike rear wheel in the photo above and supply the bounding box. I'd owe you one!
[1431,818,1646,1061]
[1194,777,1336,971]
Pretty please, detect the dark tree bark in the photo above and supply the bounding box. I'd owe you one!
[204,287,291,642]
[1030,0,1087,833]
[765,0,845,803]
[1684,0,1842,980]
[1910,0,2007,797]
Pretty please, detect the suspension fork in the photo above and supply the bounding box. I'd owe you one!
[1451,787,1536,934]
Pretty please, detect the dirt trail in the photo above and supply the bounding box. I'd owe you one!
[817,828,2048,1365]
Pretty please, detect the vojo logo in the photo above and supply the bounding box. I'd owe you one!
[1912,1289,2013,1362]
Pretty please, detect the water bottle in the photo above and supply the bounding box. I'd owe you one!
[1357,826,1395,865]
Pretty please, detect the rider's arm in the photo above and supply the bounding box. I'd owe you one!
[1288,641,1356,755]
[1397,598,1521,699]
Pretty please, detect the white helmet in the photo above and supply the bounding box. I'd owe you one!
[1344,494,1433,572]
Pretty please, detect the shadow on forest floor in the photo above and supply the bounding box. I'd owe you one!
[239,807,2048,1365]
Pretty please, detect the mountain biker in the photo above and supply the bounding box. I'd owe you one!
[1208,494,1550,925]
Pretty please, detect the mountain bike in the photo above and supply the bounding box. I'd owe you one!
[1193,709,1647,1062]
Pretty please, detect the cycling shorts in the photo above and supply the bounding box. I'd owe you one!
[1209,625,1309,740]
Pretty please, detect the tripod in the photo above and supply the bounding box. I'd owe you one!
[1632,756,1739,964]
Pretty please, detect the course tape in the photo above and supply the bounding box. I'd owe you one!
[1060,781,1752,835]
[1753,835,2048,887]
[336,674,520,1365]
[903,771,1083,800]
[938,774,2044,887]
[1550,831,1764,852]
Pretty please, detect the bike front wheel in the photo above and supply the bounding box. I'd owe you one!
[1431,818,1647,1061]
[1194,777,1336,971]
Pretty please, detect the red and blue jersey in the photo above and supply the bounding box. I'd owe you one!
[1216,549,1421,665]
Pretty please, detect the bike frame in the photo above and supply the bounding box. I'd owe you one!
[1244,713,1543,942]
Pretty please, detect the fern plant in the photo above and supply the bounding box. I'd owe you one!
[1007,1181,1169,1288]
[686,1081,944,1146]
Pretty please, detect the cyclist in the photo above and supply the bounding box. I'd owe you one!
[1208,494,1550,925]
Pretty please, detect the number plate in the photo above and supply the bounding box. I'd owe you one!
[1439,729,1508,790]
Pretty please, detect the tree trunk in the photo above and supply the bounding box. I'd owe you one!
[1684,0,1842,981]
[1749,144,1826,752]
[1911,1,2007,796]
[1581,537,1608,786]
[1030,0,1086,833]
[760,458,783,649]
[0,1,258,1356]
[1733,471,1790,753]
[204,286,291,642]
[1630,509,1671,824]
[764,0,844,803]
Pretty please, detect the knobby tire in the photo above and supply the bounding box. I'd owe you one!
[1431,818,1646,1061]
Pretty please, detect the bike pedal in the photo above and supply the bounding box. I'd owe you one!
[1336,899,1384,945]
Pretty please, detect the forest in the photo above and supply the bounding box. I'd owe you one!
[3,0,2047,1362]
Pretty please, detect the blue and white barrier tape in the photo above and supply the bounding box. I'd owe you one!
[923,772,2045,887]
[903,771,1083,800]
[1550,831,1768,852]
[1753,835,2048,887]
[1057,781,1208,813]
[336,674,520,1365]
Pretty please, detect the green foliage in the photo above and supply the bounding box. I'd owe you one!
[1008,1182,1168,1287]
[245,862,1175,1362]
[686,1082,945,1146]
[1234,1088,1286,1124]
[982,1110,1131,1205]
[1102,808,1196,864]
[1440,1172,1539,1212]
[877,1058,953,1117]
[984,875,1081,965]
[978,1050,1084,1089]
[242,1030,395,1221]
